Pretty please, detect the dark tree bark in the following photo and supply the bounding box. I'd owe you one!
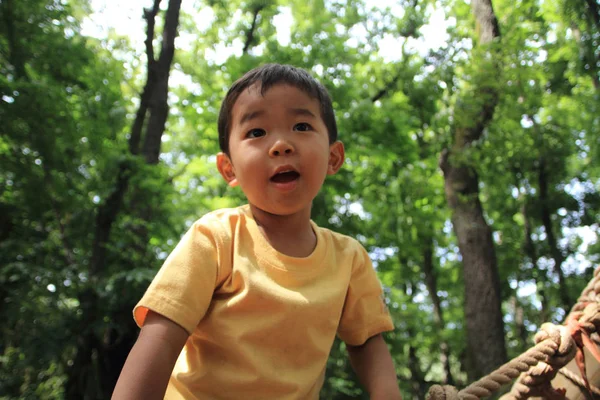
[142,0,182,164]
[400,279,429,399]
[522,200,550,323]
[90,0,181,292]
[422,241,455,385]
[510,296,529,353]
[439,0,507,378]
[407,337,428,399]
[571,24,600,90]
[129,1,161,156]
[89,0,174,277]
[2,0,27,80]
[66,0,182,397]
[583,0,600,33]
[371,73,402,102]
[0,203,14,243]
[242,5,264,55]
[130,0,182,253]
[585,0,600,31]
[373,59,457,384]
[537,157,571,309]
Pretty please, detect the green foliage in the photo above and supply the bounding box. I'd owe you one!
[1,0,599,398]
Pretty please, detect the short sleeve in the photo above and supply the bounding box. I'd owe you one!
[337,244,394,346]
[133,217,222,335]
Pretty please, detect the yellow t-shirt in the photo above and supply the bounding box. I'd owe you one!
[134,205,393,400]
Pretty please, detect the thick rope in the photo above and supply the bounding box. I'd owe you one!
[506,322,578,399]
[570,267,600,314]
[558,367,600,396]
[426,326,574,400]
[426,266,600,400]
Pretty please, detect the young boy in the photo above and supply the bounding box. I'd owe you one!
[113,64,401,400]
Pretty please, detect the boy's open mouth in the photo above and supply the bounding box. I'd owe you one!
[270,171,300,183]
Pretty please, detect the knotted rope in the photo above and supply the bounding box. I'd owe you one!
[506,322,578,399]
[426,324,574,400]
[426,266,600,400]
[570,267,600,314]
[559,367,600,396]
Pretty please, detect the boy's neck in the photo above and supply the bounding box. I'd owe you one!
[249,204,316,258]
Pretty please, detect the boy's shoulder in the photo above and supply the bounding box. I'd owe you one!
[315,224,357,242]
[194,205,250,226]
[314,224,367,255]
[184,206,251,245]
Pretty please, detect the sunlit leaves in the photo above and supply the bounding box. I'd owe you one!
[2,0,600,398]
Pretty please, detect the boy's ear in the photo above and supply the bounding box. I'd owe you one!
[327,141,345,175]
[216,152,239,187]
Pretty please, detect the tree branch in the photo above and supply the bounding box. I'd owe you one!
[90,0,168,276]
[3,0,27,79]
[142,0,182,164]
[243,5,265,55]
[371,41,409,102]
[129,0,161,155]
[144,0,161,66]
[167,163,189,184]
[584,0,600,32]
[371,72,401,102]
[41,164,76,266]
[90,164,130,276]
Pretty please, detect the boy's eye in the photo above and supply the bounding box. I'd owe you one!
[246,128,266,138]
[293,122,313,132]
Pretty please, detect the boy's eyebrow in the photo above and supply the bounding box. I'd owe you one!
[288,108,317,118]
[239,108,317,124]
[239,110,266,125]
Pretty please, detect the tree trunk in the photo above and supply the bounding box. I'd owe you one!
[422,239,455,385]
[438,162,506,377]
[522,200,550,324]
[510,296,529,353]
[439,0,506,378]
[373,63,458,385]
[571,24,600,90]
[66,0,182,397]
[142,0,182,164]
[584,0,600,31]
[538,157,571,309]
[400,279,428,399]
[2,0,27,80]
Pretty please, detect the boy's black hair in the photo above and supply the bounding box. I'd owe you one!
[217,64,338,154]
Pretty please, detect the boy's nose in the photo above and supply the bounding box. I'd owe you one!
[269,139,295,157]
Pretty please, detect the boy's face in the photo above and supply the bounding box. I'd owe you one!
[217,83,344,217]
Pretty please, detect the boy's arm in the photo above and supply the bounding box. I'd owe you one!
[346,334,402,400]
[112,311,189,400]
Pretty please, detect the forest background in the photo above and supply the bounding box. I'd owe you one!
[1,0,599,398]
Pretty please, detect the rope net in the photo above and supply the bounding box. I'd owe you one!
[426,266,600,400]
